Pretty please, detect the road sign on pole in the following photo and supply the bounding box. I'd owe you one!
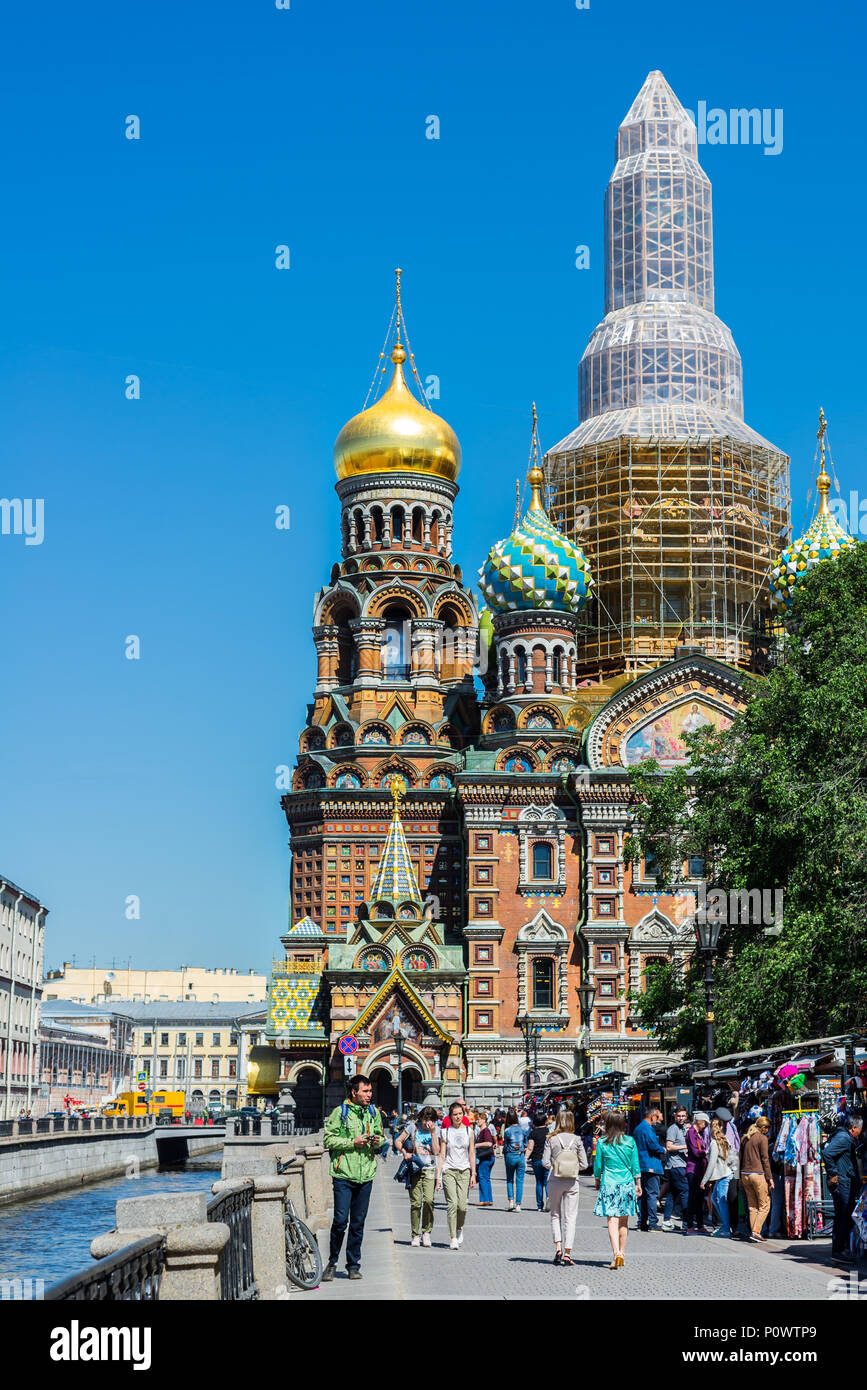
[344,1055,357,1077]
[338,1035,358,1056]
[136,1071,147,1083]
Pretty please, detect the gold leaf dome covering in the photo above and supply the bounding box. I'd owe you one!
[334,343,461,483]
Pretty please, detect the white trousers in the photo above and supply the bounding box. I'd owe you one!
[548,1175,581,1248]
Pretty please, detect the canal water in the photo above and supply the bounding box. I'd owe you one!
[0,1160,222,1293]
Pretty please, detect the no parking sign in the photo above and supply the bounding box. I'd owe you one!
[338,1034,358,1056]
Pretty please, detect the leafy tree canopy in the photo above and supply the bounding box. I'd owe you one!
[623,542,867,1055]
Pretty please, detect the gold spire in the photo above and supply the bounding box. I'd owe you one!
[394,266,403,344]
[816,406,831,516]
[527,402,546,513]
[333,271,461,483]
[390,775,404,819]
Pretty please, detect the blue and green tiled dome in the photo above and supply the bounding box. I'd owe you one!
[769,430,857,612]
[479,465,593,614]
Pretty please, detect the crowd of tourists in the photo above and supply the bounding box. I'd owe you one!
[320,1072,864,1282]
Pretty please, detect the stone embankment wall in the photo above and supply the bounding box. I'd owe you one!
[0,1130,222,1206]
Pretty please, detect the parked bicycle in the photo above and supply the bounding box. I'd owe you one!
[277,1159,323,1289]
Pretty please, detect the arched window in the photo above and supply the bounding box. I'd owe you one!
[552,649,562,685]
[412,506,424,543]
[531,842,553,880]
[532,957,554,1010]
[516,647,527,685]
[392,507,404,544]
[381,606,411,679]
[371,507,384,543]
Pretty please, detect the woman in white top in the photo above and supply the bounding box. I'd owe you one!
[435,1100,477,1249]
[542,1111,588,1266]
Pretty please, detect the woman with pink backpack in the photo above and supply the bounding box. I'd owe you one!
[542,1110,588,1266]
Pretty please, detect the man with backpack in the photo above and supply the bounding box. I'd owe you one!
[321,1073,384,1282]
[542,1111,588,1265]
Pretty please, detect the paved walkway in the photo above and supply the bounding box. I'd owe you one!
[312,1158,859,1301]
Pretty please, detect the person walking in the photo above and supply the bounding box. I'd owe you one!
[823,1113,864,1266]
[634,1107,667,1232]
[686,1111,710,1232]
[543,1110,588,1265]
[739,1115,774,1242]
[715,1105,743,1236]
[395,1105,440,1247]
[502,1108,528,1211]
[436,1100,476,1249]
[593,1109,641,1268]
[474,1110,497,1207]
[322,1073,384,1282]
[526,1110,551,1212]
[661,1105,690,1233]
[701,1117,735,1237]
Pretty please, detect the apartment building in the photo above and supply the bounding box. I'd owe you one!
[42,963,267,1006]
[121,1003,267,1110]
[1,877,47,1119]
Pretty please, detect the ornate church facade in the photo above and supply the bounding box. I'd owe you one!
[260,73,856,1118]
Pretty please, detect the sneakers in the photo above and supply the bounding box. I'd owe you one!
[457,1230,464,1246]
[421,1232,431,1247]
[507,1199,515,1211]
[450,1238,460,1250]
[660,1220,674,1231]
[515,1205,522,1213]
[411,1236,421,1247]
[321,1263,335,1282]
[347,1268,363,1280]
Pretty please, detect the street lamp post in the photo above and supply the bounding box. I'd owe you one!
[694,904,723,1063]
[392,1016,406,1118]
[577,980,596,1079]
[519,1019,541,1097]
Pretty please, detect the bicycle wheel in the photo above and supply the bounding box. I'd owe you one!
[285,1213,323,1290]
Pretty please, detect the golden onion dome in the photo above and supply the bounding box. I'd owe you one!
[334,343,461,483]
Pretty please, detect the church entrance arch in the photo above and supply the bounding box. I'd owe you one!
[370,1066,397,1112]
[293,1067,322,1130]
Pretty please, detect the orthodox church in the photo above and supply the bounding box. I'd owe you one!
[258,72,858,1121]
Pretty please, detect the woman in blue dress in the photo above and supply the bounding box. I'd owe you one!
[593,1109,642,1268]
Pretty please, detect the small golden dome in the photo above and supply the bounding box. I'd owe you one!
[334,344,461,483]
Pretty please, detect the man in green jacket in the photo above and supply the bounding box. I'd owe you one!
[322,1073,384,1281]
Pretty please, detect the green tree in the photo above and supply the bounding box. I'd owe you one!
[624,542,867,1055]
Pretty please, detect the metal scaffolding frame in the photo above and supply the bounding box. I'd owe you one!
[545,434,790,679]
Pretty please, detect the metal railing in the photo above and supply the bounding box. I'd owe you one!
[232,1115,317,1137]
[44,1235,166,1301]
[208,1182,257,1300]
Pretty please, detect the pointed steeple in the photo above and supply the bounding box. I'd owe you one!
[369,778,422,904]
[618,70,697,156]
[769,408,857,612]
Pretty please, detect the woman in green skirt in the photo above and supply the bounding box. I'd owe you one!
[593,1109,642,1268]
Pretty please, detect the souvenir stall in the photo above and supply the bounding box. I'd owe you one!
[683,1034,866,1241]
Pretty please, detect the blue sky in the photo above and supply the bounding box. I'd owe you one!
[1,0,864,974]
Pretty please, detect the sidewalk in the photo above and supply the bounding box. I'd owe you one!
[311,1158,857,1301]
[312,1157,404,1300]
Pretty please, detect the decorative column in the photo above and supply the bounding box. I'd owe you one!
[410,619,443,688]
[350,618,385,687]
[313,625,340,694]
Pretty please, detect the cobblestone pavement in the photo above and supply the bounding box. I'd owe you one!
[314,1157,859,1301]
